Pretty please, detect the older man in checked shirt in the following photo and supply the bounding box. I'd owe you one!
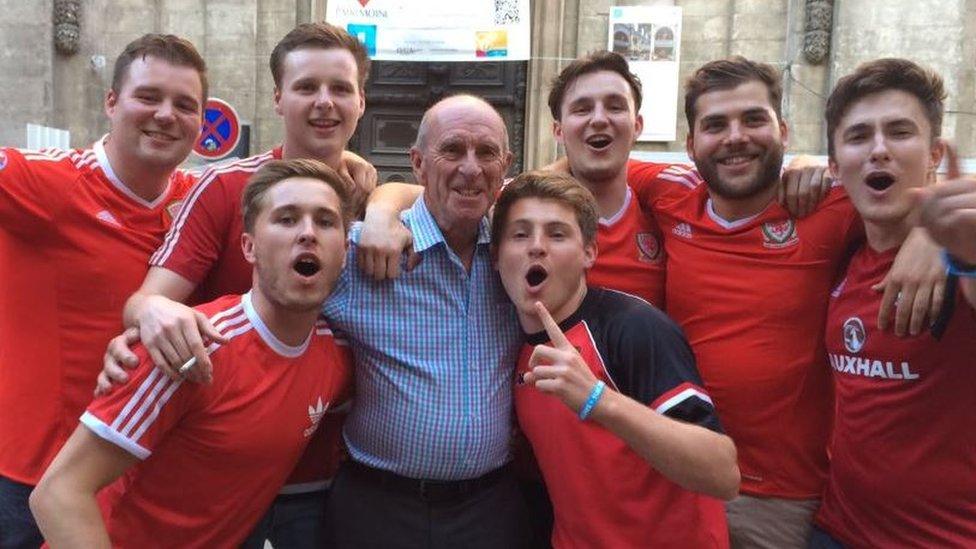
[321,94,529,548]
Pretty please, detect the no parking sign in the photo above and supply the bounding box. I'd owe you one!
[193,98,241,160]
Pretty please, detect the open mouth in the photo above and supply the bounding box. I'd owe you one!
[293,255,321,277]
[525,265,548,288]
[585,135,613,150]
[865,172,895,191]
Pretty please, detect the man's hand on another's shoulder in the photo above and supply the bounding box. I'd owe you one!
[779,155,832,218]
[357,183,423,280]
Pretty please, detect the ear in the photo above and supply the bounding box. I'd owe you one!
[929,137,946,173]
[357,88,366,119]
[553,120,564,144]
[685,132,696,163]
[582,239,598,270]
[104,89,119,118]
[241,232,257,265]
[502,149,514,174]
[779,118,790,149]
[633,113,644,142]
[273,87,283,116]
[409,147,425,184]
[827,156,840,181]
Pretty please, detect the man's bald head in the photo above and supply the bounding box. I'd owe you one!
[414,95,510,153]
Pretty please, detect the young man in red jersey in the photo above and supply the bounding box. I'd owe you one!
[0,34,207,548]
[30,159,354,549]
[811,58,976,549]
[493,171,738,548]
[625,57,949,548]
[100,22,372,547]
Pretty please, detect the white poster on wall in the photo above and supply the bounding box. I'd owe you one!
[608,6,682,142]
[327,0,531,62]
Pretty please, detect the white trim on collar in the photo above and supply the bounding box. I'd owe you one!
[599,187,632,228]
[705,198,766,230]
[93,135,172,209]
[242,292,311,358]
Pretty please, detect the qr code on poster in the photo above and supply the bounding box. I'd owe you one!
[494,0,520,25]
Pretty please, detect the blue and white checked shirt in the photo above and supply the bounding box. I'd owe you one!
[322,195,521,480]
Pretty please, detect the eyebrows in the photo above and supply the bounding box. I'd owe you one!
[130,84,201,108]
[841,117,920,136]
[698,107,772,126]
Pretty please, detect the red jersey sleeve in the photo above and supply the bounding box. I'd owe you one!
[81,346,197,460]
[0,147,72,233]
[149,167,233,284]
[627,160,701,213]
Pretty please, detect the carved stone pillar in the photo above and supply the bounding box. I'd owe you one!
[53,0,81,55]
[802,0,833,64]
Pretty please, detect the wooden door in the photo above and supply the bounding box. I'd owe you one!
[350,60,527,183]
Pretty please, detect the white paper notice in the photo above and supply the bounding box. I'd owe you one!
[328,0,531,62]
[608,6,682,142]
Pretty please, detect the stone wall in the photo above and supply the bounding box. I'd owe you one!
[0,0,304,154]
[2,0,975,163]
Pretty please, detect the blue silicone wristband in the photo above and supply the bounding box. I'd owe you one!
[578,380,606,421]
[944,250,976,278]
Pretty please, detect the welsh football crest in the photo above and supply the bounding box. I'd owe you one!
[842,317,866,354]
[636,232,662,263]
[761,219,799,249]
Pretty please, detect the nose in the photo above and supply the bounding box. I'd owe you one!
[458,149,482,179]
[590,104,609,126]
[869,133,891,163]
[314,86,334,109]
[528,232,546,256]
[723,120,747,146]
[296,216,318,245]
[154,100,175,124]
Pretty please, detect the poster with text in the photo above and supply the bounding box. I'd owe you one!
[328,0,531,62]
[609,6,682,141]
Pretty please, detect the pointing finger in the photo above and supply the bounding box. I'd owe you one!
[533,301,572,350]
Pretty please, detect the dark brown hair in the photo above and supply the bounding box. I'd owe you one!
[684,56,782,133]
[242,159,353,233]
[825,58,945,158]
[548,50,643,121]
[112,34,208,102]
[491,170,599,247]
[269,22,371,89]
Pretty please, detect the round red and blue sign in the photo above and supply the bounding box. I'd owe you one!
[193,98,241,160]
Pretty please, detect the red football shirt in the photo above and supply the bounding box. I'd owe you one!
[85,293,353,548]
[149,148,343,489]
[516,288,728,549]
[0,141,194,485]
[816,246,976,548]
[629,160,862,498]
[587,185,666,306]
[150,148,280,300]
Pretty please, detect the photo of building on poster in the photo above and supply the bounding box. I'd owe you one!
[609,6,682,142]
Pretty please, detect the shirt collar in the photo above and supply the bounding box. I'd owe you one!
[94,135,172,209]
[403,192,491,254]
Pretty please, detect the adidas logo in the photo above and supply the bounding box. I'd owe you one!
[672,222,693,239]
[96,210,122,228]
[304,397,329,437]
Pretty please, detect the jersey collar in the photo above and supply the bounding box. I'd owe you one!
[94,135,173,209]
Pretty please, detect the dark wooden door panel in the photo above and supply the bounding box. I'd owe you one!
[351,61,527,184]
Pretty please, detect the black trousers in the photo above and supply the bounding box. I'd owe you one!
[326,461,531,549]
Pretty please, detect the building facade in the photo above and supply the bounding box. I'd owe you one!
[2,0,974,172]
